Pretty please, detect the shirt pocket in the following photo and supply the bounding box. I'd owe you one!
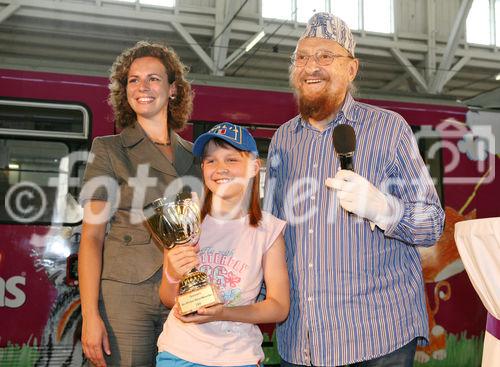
[107,225,152,246]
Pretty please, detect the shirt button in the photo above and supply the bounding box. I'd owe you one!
[311,196,315,200]
[308,229,313,234]
[308,263,313,268]
[308,296,313,302]
[313,163,318,168]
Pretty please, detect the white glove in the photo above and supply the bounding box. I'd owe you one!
[325,170,393,230]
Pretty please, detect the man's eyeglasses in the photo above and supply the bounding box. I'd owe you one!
[291,50,353,67]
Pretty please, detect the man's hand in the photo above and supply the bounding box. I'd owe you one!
[325,170,392,230]
[81,314,110,367]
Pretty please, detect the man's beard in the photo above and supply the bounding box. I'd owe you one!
[297,89,338,122]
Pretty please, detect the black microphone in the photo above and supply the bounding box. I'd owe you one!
[333,124,356,171]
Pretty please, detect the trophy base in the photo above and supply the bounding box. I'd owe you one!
[177,283,221,315]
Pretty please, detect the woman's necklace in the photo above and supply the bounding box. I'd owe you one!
[153,140,171,146]
[151,129,174,162]
[151,129,171,146]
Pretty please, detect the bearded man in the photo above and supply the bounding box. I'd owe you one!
[264,12,444,367]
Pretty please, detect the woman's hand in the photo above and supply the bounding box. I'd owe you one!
[81,314,110,367]
[173,303,225,324]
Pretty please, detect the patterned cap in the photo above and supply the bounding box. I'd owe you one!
[300,12,356,56]
[193,122,258,157]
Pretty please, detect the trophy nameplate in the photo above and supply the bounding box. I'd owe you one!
[177,283,221,315]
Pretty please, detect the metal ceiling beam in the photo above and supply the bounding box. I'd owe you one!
[0,42,115,64]
[223,68,288,80]
[223,29,265,70]
[441,56,471,87]
[8,0,214,27]
[390,48,428,91]
[13,8,178,32]
[465,58,500,69]
[380,59,427,91]
[171,21,215,72]
[4,1,438,55]
[0,54,109,75]
[211,0,248,46]
[0,24,175,48]
[0,3,20,24]
[429,0,473,93]
[238,28,500,62]
[0,31,130,54]
[357,80,388,89]
[7,0,500,64]
[212,0,233,76]
[381,72,410,91]
[426,0,436,83]
[7,0,223,73]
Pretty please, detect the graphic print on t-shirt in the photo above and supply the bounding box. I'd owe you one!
[198,246,249,306]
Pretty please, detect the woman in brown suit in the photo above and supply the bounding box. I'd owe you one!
[78,41,201,367]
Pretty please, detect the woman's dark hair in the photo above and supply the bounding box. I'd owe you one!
[108,40,193,130]
[200,139,262,227]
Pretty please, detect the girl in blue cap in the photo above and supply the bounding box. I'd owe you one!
[156,122,290,367]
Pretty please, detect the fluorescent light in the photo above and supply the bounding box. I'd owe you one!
[495,73,500,81]
[8,163,19,169]
[245,30,265,52]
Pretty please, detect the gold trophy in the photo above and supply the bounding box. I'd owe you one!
[144,193,221,315]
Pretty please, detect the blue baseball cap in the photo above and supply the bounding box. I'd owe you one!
[193,122,258,157]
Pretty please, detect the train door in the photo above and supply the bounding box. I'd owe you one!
[0,99,90,366]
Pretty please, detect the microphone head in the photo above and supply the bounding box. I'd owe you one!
[333,124,356,154]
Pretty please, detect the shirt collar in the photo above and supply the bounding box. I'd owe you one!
[119,122,194,176]
[120,122,147,147]
[342,92,358,123]
[120,122,188,150]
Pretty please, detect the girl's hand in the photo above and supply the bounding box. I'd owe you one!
[173,303,225,324]
[165,244,199,281]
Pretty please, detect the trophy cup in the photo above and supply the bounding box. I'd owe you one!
[144,193,221,315]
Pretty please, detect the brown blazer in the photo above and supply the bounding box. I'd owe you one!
[80,124,202,284]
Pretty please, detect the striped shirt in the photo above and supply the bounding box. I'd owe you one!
[264,93,444,366]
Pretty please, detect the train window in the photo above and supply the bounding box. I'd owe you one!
[0,138,83,225]
[193,121,216,141]
[0,99,89,139]
[255,138,270,199]
[411,125,444,205]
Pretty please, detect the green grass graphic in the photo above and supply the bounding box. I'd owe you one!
[261,331,484,367]
[414,332,483,367]
[0,339,39,367]
[1,331,483,367]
